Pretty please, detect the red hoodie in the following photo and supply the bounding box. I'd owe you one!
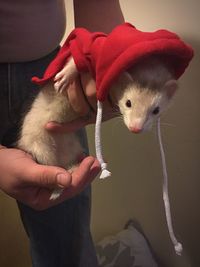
[32,23,194,101]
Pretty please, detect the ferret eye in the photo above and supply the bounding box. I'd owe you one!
[152,106,160,115]
[126,100,132,108]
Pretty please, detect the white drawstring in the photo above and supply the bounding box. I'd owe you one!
[95,103,182,254]
[157,118,183,256]
[95,100,111,179]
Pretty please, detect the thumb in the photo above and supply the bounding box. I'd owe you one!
[45,116,94,133]
[27,164,72,189]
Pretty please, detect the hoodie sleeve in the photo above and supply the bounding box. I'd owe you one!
[31,28,106,85]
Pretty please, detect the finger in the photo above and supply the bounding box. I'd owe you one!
[67,78,90,116]
[54,61,74,81]
[61,156,100,199]
[58,81,68,94]
[54,76,69,92]
[80,73,116,117]
[54,69,66,81]
[45,115,95,133]
[26,164,72,189]
[45,101,118,134]
[54,80,64,92]
[71,156,100,186]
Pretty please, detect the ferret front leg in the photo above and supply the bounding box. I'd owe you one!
[54,57,78,93]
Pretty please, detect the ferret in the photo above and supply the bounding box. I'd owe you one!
[17,55,178,200]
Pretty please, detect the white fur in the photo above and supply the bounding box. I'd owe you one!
[17,82,83,169]
[54,57,78,93]
[17,55,178,199]
[110,56,178,132]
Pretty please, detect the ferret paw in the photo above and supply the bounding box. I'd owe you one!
[50,188,64,200]
[54,73,73,93]
[54,57,78,93]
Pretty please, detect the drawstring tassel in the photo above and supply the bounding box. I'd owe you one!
[95,101,111,179]
[157,118,183,256]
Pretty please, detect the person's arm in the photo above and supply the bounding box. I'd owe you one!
[1,2,115,210]
[46,0,125,133]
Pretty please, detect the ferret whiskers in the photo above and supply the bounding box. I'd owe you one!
[152,120,176,130]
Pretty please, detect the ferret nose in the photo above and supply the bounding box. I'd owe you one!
[129,126,142,133]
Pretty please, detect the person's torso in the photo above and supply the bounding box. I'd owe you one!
[0,0,66,62]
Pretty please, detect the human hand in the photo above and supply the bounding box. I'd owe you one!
[46,72,118,133]
[0,147,100,210]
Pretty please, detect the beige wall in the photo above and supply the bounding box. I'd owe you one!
[89,1,200,267]
[0,1,199,267]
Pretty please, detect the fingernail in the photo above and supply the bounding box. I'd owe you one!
[57,173,71,188]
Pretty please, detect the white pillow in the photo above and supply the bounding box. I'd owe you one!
[95,220,158,267]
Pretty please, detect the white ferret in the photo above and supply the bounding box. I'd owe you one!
[17,55,178,199]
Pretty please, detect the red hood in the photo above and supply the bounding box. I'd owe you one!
[32,23,194,101]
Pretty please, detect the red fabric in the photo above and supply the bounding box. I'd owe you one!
[32,23,194,101]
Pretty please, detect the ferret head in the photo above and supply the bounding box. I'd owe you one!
[118,80,177,133]
[110,71,178,133]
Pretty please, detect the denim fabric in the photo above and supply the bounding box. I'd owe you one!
[0,49,98,267]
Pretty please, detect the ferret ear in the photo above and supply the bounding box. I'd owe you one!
[118,71,134,84]
[109,71,133,103]
[163,80,178,99]
[124,71,134,82]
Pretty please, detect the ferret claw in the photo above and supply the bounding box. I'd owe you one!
[50,188,64,200]
[54,57,78,93]
[54,73,74,93]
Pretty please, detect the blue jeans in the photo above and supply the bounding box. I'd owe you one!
[0,49,98,267]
